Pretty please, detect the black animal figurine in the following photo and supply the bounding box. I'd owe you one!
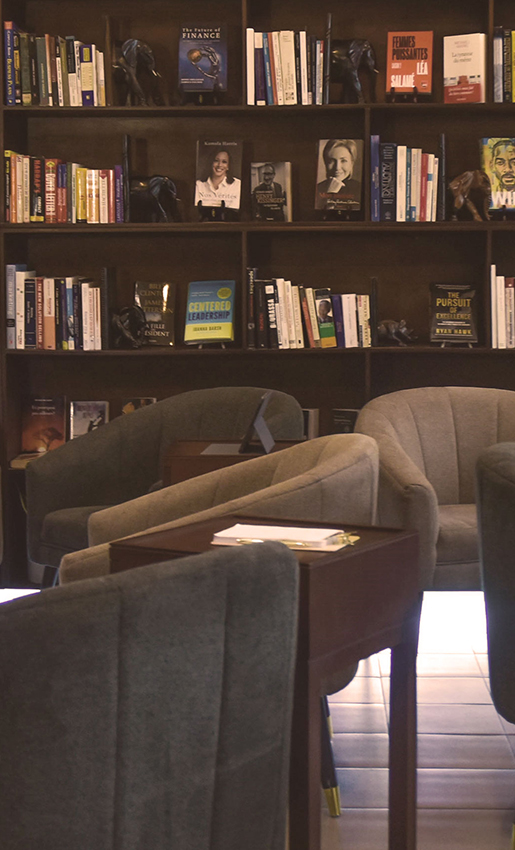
[449,170,491,222]
[129,175,181,223]
[330,39,378,103]
[113,38,165,106]
[378,319,417,346]
[112,305,148,349]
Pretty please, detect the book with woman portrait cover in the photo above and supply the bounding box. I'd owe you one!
[194,140,242,209]
[315,139,363,211]
[178,25,227,92]
[251,161,292,221]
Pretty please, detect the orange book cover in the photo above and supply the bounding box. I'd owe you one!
[21,396,66,453]
[386,31,433,94]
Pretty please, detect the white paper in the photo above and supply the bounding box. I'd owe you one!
[212,523,347,550]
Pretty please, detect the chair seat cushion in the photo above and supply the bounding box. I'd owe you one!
[437,504,478,565]
[40,506,110,567]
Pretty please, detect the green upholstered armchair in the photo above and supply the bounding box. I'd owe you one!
[26,386,304,574]
[0,542,299,850]
[355,386,515,590]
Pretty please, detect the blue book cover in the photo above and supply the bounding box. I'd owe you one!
[4,22,16,105]
[380,142,397,221]
[184,280,235,344]
[370,134,380,222]
[79,44,94,106]
[179,25,227,92]
[262,33,274,105]
[331,294,345,348]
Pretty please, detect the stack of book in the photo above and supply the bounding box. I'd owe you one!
[246,268,372,350]
[4,151,125,223]
[490,264,515,350]
[371,135,440,222]
[4,21,107,106]
[493,27,515,103]
[246,20,331,106]
[6,264,113,351]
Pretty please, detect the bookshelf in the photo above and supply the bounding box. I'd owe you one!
[2,0,515,584]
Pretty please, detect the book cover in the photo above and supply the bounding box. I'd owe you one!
[314,288,337,348]
[254,280,268,348]
[443,33,486,104]
[251,161,292,221]
[178,24,227,92]
[79,44,95,105]
[263,281,279,348]
[121,398,157,415]
[480,138,515,211]
[134,280,176,346]
[493,26,503,103]
[24,277,37,348]
[315,139,363,211]
[6,263,26,348]
[195,139,242,210]
[386,31,433,93]
[21,396,66,453]
[370,135,380,222]
[332,408,359,434]
[69,400,109,439]
[430,283,477,344]
[4,22,17,106]
[184,280,235,344]
[380,145,398,219]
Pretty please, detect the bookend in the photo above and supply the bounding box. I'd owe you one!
[179,89,225,106]
[197,200,231,221]
[438,342,474,349]
[490,207,515,222]
[321,209,355,222]
[386,86,431,104]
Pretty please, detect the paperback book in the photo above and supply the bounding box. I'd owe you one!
[69,400,109,439]
[386,31,433,94]
[315,139,363,211]
[194,139,242,209]
[443,33,486,103]
[178,24,227,92]
[314,287,337,348]
[480,137,515,211]
[21,396,66,453]
[134,280,176,346]
[251,161,292,221]
[430,283,477,344]
[184,279,235,344]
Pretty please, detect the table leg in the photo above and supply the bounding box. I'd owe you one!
[388,594,423,850]
[289,668,322,850]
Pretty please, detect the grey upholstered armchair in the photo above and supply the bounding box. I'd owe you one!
[355,386,515,590]
[26,386,304,573]
[0,542,299,850]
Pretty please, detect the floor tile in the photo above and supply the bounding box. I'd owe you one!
[416,653,483,677]
[329,677,384,704]
[382,677,491,705]
[355,656,381,677]
[499,716,515,735]
[418,703,505,735]
[335,768,388,808]
[508,736,515,757]
[377,649,391,677]
[321,808,387,850]
[475,653,490,678]
[328,703,388,734]
[331,733,389,768]
[417,734,515,769]
[417,808,515,850]
[418,768,515,808]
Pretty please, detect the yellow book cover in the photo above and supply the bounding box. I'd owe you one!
[76,166,87,222]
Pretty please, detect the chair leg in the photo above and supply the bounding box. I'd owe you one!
[320,696,340,817]
[322,694,334,738]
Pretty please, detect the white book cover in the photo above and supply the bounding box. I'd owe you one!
[56,53,64,106]
[15,154,23,223]
[341,293,359,348]
[490,264,498,348]
[270,282,283,347]
[93,286,101,350]
[274,278,290,349]
[88,287,96,348]
[411,148,422,221]
[279,31,297,105]
[271,32,284,105]
[68,60,79,106]
[496,275,507,349]
[291,285,305,347]
[246,28,255,105]
[81,281,91,350]
[70,162,79,223]
[299,31,308,105]
[22,155,30,223]
[283,279,297,348]
[99,171,109,223]
[96,50,106,106]
[315,40,322,105]
[505,279,515,349]
[396,145,407,221]
[443,33,486,103]
[6,264,26,348]
[15,270,35,349]
[426,153,435,222]
[493,30,503,103]
[91,44,98,106]
[432,157,439,222]
[305,288,321,346]
[357,294,372,347]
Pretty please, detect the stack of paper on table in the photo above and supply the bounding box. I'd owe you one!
[211,523,358,551]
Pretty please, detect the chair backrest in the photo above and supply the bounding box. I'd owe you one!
[0,542,298,850]
[357,386,515,504]
[476,442,515,725]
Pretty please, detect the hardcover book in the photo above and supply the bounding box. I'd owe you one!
[443,33,486,103]
[386,31,433,94]
[184,279,235,344]
[251,161,292,221]
[480,138,515,211]
[315,139,363,211]
[21,396,66,453]
[134,280,176,346]
[69,400,109,439]
[430,283,477,344]
[194,139,242,209]
[178,24,227,92]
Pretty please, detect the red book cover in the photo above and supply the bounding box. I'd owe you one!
[386,31,433,94]
[420,153,428,222]
[44,158,59,223]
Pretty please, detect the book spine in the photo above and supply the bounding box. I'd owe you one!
[357,294,372,347]
[420,153,429,223]
[13,26,22,104]
[254,32,266,106]
[15,274,25,348]
[93,286,101,349]
[246,266,256,349]
[99,268,113,349]
[505,278,515,348]
[298,285,315,348]
[35,277,44,348]
[405,147,412,221]
[437,133,446,221]
[497,274,507,349]
[490,264,498,349]
[299,31,308,105]
[42,277,56,349]
[65,278,75,350]
[262,33,274,105]
[24,278,36,348]
[44,158,58,223]
[279,30,297,105]
[66,36,78,106]
[271,32,284,105]
[4,22,16,106]
[76,166,87,222]
[493,27,503,103]
[28,33,39,105]
[55,36,64,106]
[86,168,100,223]
[74,40,82,99]
[72,280,83,349]
[22,155,30,222]
[57,279,68,349]
[59,37,70,106]
[114,165,124,222]
[370,134,380,222]
[56,162,67,223]
[504,29,512,103]
[35,36,49,106]
[291,285,304,347]
[274,278,290,349]
[305,287,321,347]
[6,264,23,348]
[4,151,11,222]
[331,293,345,347]
[380,143,397,221]
[294,31,302,105]
[264,282,279,348]
[46,33,57,104]
[254,281,268,348]
[19,31,32,106]
[307,35,314,104]
[54,278,62,348]
[323,13,332,105]
[80,45,94,106]
[97,50,106,106]
[99,169,109,223]
[512,33,515,104]
[29,155,44,221]
[246,27,255,105]
[15,154,23,222]
[396,145,407,222]
[284,280,297,348]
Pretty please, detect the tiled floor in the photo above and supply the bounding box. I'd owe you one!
[323,591,515,850]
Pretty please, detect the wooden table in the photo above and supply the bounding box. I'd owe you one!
[162,440,302,486]
[110,515,420,850]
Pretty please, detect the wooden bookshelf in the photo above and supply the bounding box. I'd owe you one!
[2,0,515,583]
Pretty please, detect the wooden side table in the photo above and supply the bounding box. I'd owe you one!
[110,516,420,850]
[162,440,302,486]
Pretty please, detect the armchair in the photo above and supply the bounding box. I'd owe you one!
[26,386,304,575]
[355,386,515,590]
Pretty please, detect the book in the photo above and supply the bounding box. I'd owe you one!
[134,280,176,346]
[4,22,17,106]
[178,24,227,92]
[370,135,380,222]
[503,29,512,103]
[480,138,515,212]
[194,139,242,210]
[184,280,235,344]
[443,33,486,104]
[302,408,319,440]
[380,142,397,221]
[386,31,433,94]
[331,293,345,347]
[246,267,257,349]
[24,277,37,348]
[332,408,359,434]
[6,263,26,348]
[315,139,363,211]
[254,31,266,106]
[279,30,297,105]
[263,281,279,348]
[396,145,407,221]
[121,398,157,414]
[21,396,66,454]
[314,288,337,348]
[79,44,95,105]
[15,268,35,348]
[493,26,503,104]
[251,161,292,221]
[246,27,255,105]
[42,277,56,349]
[69,400,109,439]
[341,293,359,348]
[430,283,477,344]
